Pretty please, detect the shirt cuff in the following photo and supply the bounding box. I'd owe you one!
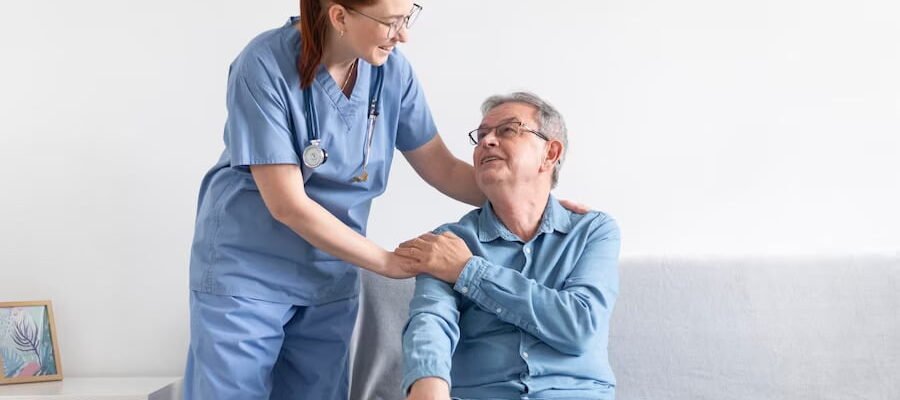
[454,256,487,299]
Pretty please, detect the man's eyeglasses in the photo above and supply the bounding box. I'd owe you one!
[346,3,423,39]
[467,120,551,146]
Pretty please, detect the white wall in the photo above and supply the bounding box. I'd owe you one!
[1,0,897,377]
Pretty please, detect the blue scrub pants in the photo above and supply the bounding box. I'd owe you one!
[184,291,359,400]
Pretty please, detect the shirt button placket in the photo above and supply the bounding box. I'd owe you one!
[521,245,532,274]
[519,332,531,397]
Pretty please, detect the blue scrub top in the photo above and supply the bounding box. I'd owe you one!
[190,17,438,305]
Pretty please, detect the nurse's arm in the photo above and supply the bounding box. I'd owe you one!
[403,135,486,207]
[250,163,413,279]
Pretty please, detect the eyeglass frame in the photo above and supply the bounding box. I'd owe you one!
[344,3,423,39]
[467,120,552,146]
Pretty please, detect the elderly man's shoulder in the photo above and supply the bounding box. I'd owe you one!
[567,209,621,240]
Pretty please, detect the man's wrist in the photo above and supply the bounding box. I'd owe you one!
[409,376,449,396]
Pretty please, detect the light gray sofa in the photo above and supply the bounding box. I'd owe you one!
[349,254,900,400]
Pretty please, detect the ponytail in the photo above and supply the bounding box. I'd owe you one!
[299,0,328,89]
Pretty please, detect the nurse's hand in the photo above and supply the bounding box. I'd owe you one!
[407,377,451,400]
[395,232,472,284]
[378,252,419,279]
[559,198,592,214]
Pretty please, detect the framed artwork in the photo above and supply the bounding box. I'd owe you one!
[0,300,63,385]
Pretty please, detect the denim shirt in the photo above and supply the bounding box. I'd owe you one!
[402,196,621,400]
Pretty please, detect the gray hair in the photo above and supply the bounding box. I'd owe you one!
[480,92,568,188]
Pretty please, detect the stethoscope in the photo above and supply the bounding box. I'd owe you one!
[296,64,385,183]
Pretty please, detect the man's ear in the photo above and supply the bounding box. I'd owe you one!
[541,140,564,172]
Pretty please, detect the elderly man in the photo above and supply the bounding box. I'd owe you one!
[396,92,621,400]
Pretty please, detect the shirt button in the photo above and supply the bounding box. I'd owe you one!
[496,307,502,313]
[522,352,529,359]
[524,247,531,254]
[460,286,469,294]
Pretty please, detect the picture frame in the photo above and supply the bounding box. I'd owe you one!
[0,300,63,385]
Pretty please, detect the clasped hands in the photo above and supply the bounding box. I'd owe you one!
[391,231,472,283]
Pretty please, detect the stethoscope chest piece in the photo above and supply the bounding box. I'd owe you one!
[302,139,328,168]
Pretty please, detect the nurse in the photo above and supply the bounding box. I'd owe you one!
[185,0,583,399]
[185,1,476,398]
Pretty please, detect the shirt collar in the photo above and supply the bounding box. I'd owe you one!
[477,194,573,242]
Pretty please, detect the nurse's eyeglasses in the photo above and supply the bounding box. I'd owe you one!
[467,120,551,146]
[345,3,423,39]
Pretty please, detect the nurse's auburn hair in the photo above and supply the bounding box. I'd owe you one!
[299,0,377,89]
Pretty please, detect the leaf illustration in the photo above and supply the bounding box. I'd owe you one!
[12,314,42,369]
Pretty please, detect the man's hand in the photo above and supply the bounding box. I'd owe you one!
[396,231,472,283]
[407,377,451,400]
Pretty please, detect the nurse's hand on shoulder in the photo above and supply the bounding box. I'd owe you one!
[395,231,471,284]
[559,198,592,214]
[407,377,451,400]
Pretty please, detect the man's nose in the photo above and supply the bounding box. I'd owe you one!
[479,130,500,147]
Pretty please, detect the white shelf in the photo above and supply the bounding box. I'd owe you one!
[0,377,182,400]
